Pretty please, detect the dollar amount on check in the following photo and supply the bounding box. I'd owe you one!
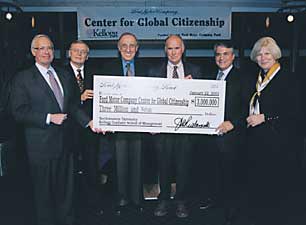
[93,76,226,134]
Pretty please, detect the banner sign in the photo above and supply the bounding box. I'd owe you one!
[78,7,231,40]
[93,76,226,134]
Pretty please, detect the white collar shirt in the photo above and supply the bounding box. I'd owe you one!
[217,64,233,81]
[167,61,185,79]
[35,62,64,95]
[70,62,84,79]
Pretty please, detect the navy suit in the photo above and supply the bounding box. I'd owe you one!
[10,65,90,225]
[149,60,202,201]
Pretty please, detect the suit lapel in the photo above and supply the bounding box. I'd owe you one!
[55,68,70,112]
[162,62,167,78]
[32,66,62,111]
[183,63,188,77]
[225,67,235,82]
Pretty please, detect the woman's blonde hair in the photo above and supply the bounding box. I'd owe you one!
[250,37,282,62]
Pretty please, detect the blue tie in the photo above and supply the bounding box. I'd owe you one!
[216,71,224,80]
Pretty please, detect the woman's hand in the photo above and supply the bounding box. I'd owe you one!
[246,114,265,127]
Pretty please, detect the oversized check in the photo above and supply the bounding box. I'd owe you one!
[93,76,226,134]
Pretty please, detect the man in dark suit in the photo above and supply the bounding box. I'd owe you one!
[10,34,97,225]
[65,40,105,214]
[102,32,146,213]
[151,34,201,218]
[199,42,246,225]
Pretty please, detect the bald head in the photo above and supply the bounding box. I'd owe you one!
[165,35,185,65]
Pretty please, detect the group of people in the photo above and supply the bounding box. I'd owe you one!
[3,32,302,225]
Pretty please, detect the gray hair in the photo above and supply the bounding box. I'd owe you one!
[250,37,281,62]
[30,34,54,50]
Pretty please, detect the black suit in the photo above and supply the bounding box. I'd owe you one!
[199,66,247,207]
[246,68,301,209]
[10,65,90,225]
[102,58,147,205]
[149,61,201,201]
[65,64,103,204]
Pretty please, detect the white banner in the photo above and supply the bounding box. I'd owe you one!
[93,76,226,134]
[78,7,231,40]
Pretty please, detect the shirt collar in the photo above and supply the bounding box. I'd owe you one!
[35,62,54,75]
[218,64,233,80]
[168,60,183,68]
[70,62,84,74]
[122,59,134,67]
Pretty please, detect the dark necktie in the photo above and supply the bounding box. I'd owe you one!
[76,69,84,93]
[172,65,178,79]
[47,70,64,111]
[126,63,132,76]
[216,71,224,80]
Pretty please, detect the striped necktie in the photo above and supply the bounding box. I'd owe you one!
[216,71,224,80]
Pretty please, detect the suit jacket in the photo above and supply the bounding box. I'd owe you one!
[206,66,247,153]
[248,68,301,137]
[10,65,90,161]
[65,63,95,117]
[148,60,202,79]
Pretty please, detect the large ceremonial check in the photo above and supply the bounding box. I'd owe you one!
[93,76,226,134]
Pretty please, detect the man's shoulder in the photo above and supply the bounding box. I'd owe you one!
[14,65,37,80]
[54,65,70,75]
[183,61,202,78]
[147,60,167,78]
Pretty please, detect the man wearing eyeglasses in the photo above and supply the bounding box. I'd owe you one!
[102,32,147,214]
[65,40,106,215]
[197,42,247,225]
[10,34,98,225]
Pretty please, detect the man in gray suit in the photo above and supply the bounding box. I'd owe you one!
[10,34,97,225]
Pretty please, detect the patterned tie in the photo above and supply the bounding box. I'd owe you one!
[216,71,224,80]
[76,69,84,93]
[172,65,178,79]
[126,63,132,76]
[47,70,64,111]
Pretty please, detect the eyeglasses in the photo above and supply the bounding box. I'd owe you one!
[215,51,233,57]
[120,44,137,51]
[33,46,54,52]
[70,48,88,55]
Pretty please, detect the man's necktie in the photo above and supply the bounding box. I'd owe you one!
[76,69,84,93]
[47,70,64,111]
[126,63,132,76]
[216,71,224,80]
[172,65,178,79]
